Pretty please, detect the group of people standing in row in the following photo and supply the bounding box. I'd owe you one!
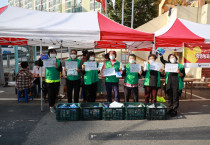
[16,48,185,117]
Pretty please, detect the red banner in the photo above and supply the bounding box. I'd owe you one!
[184,43,210,68]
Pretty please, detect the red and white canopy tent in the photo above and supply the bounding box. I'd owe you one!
[155,18,210,51]
[0,5,154,110]
[0,5,154,49]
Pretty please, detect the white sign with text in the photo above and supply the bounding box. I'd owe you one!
[165,63,178,73]
[130,64,141,73]
[103,68,116,76]
[43,59,56,68]
[150,62,162,71]
[85,62,97,71]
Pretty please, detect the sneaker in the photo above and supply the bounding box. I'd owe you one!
[50,107,56,113]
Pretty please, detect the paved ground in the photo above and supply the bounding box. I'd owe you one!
[0,87,210,145]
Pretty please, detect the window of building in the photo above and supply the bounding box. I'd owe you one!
[66,1,72,9]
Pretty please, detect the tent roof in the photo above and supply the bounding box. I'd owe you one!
[155,18,210,47]
[0,6,154,48]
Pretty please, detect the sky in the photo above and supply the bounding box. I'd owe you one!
[0,0,8,8]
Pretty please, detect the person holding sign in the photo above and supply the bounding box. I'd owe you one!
[103,51,122,102]
[143,54,163,103]
[123,54,142,102]
[160,54,185,117]
[38,49,62,113]
[82,52,99,102]
[65,49,81,103]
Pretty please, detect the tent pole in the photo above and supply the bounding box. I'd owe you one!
[14,46,19,74]
[40,39,43,112]
[60,41,63,61]
[152,35,156,54]
[120,48,122,62]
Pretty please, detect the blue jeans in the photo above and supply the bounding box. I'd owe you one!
[105,82,120,102]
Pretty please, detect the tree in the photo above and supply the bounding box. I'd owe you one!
[106,0,159,29]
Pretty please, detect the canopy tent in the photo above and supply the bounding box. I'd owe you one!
[155,18,210,49]
[0,5,155,111]
[0,6,154,48]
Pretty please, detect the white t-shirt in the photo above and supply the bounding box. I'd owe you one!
[32,66,39,75]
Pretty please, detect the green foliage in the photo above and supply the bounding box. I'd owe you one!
[106,0,158,29]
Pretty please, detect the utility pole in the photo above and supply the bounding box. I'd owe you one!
[94,0,96,11]
[131,0,134,28]
[121,0,124,25]
[0,46,5,86]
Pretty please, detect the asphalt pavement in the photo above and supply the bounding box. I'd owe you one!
[0,87,210,145]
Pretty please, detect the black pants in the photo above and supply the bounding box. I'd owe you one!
[85,83,97,102]
[167,87,179,112]
[66,79,81,103]
[47,82,60,107]
[124,86,138,102]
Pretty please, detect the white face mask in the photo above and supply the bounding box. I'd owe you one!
[71,54,76,59]
[89,57,95,61]
[109,55,115,60]
[50,54,56,58]
[129,59,135,63]
[149,60,154,63]
[170,58,176,63]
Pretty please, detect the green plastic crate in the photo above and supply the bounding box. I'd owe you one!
[102,103,125,120]
[80,103,103,120]
[56,103,80,121]
[124,102,146,120]
[146,103,167,120]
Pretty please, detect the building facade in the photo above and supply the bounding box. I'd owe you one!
[7,0,101,13]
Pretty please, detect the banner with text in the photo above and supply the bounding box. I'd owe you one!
[184,43,210,68]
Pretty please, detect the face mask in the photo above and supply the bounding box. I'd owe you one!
[71,54,76,59]
[129,59,135,63]
[109,55,115,60]
[170,58,176,63]
[89,57,95,61]
[50,54,56,58]
[149,60,154,63]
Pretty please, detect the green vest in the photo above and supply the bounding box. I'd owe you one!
[84,61,99,85]
[124,63,139,84]
[105,60,120,83]
[144,63,161,87]
[66,58,81,81]
[165,63,185,90]
[45,58,61,83]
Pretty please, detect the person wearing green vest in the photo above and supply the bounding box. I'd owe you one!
[103,51,122,102]
[143,54,163,103]
[64,49,81,103]
[123,54,142,102]
[38,49,62,113]
[80,49,88,102]
[160,54,185,117]
[82,51,99,102]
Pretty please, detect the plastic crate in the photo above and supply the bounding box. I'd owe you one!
[80,103,103,120]
[124,102,146,120]
[56,103,80,121]
[102,103,125,120]
[146,103,167,120]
